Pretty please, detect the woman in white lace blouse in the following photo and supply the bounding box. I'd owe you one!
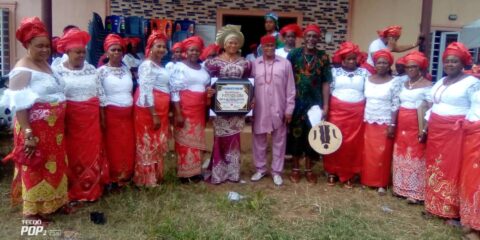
[52,28,108,202]
[133,32,170,187]
[2,17,68,221]
[424,42,478,223]
[392,51,432,204]
[98,34,135,188]
[361,49,402,195]
[170,36,211,183]
[323,42,369,188]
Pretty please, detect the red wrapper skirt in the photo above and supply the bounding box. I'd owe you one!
[133,89,170,186]
[392,107,426,200]
[324,97,365,182]
[104,105,135,184]
[460,120,480,229]
[425,113,464,218]
[174,90,207,178]
[361,123,393,187]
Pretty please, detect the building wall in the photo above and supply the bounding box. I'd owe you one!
[13,0,43,62]
[431,0,480,30]
[12,0,107,63]
[52,0,107,36]
[109,0,350,53]
[350,0,422,59]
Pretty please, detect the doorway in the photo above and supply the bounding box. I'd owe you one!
[217,9,303,57]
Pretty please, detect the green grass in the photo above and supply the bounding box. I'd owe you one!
[0,151,462,240]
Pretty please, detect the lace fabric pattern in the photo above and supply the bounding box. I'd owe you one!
[466,81,480,121]
[399,83,432,109]
[169,62,210,102]
[330,67,370,103]
[364,77,402,124]
[136,60,170,107]
[2,67,65,112]
[97,65,133,107]
[53,63,106,103]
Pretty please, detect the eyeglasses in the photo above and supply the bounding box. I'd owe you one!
[109,48,123,52]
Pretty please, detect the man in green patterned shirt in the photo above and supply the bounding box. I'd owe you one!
[286,24,332,184]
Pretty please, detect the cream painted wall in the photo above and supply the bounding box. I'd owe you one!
[12,0,107,63]
[431,0,480,30]
[52,0,107,36]
[14,0,44,62]
[350,0,422,60]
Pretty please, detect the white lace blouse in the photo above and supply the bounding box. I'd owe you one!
[52,62,106,103]
[331,67,370,103]
[98,65,133,107]
[123,53,142,69]
[1,67,65,112]
[430,75,478,117]
[399,83,432,109]
[136,60,170,107]
[169,62,210,102]
[466,81,480,121]
[364,77,402,124]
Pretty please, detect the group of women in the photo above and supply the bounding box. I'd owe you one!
[327,40,479,234]
[2,17,245,222]
[3,16,479,236]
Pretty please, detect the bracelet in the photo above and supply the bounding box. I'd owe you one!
[422,129,428,133]
[389,123,396,127]
[24,128,33,134]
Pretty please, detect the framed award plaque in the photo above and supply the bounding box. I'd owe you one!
[211,78,254,116]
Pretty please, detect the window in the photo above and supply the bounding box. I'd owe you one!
[429,31,459,82]
[0,8,10,76]
[429,30,480,81]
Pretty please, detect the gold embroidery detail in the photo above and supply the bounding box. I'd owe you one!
[56,134,63,145]
[45,156,57,174]
[45,114,58,127]
[21,175,68,215]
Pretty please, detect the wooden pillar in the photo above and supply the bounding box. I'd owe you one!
[419,0,432,57]
[41,0,52,37]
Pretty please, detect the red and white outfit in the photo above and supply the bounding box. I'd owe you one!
[133,60,170,186]
[324,67,369,182]
[170,62,210,177]
[361,77,402,187]
[460,81,480,229]
[2,67,68,215]
[392,83,431,200]
[98,65,135,184]
[53,61,108,201]
[425,75,478,218]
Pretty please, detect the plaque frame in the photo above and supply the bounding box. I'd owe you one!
[211,78,254,116]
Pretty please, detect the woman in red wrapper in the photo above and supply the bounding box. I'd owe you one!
[323,41,369,188]
[52,28,108,202]
[424,42,478,224]
[170,36,211,183]
[133,32,170,187]
[361,49,402,195]
[392,51,432,204]
[1,17,68,221]
[460,80,480,238]
[98,34,135,187]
